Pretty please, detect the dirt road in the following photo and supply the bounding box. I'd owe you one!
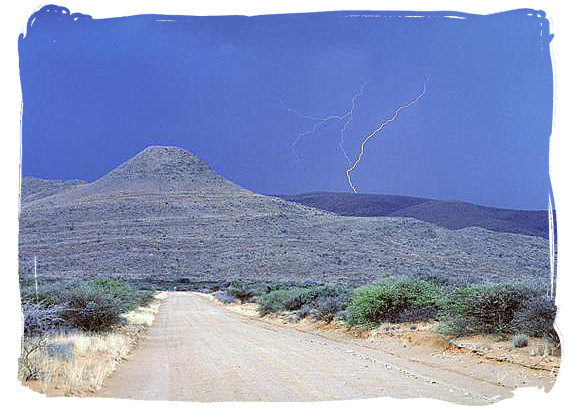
[97,292,546,403]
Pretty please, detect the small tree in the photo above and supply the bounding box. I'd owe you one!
[19,335,49,381]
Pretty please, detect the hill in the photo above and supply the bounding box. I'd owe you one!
[20,176,87,203]
[19,146,551,288]
[276,193,550,238]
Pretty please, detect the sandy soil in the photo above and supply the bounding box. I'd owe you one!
[97,292,557,403]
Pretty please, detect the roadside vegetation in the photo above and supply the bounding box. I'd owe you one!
[213,277,559,355]
[19,272,559,395]
[212,280,352,322]
[256,285,350,322]
[346,278,441,325]
[18,273,165,396]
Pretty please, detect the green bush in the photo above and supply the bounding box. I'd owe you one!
[280,288,312,311]
[257,290,292,316]
[20,283,60,307]
[256,284,349,319]
[88,277,130,298]
[282,285,343,311]
[19,275,154,333]
[225,280,258,302]
[346,278,442,326]
[438,282,540,336]
[87,277,147,311]
[20,276,146,312]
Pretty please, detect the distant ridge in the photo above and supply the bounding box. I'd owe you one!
[276,192,550,238]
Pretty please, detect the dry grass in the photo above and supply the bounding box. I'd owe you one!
[18,291,168,396]
[120,291,167,326]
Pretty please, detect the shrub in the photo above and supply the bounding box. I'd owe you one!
[513,295,558,343]
[58,285,125,331]
[438,282,541,336]
[256,284,349,318]
[297,305,313,319]
[213,290,238,304]
[22,303,65,335]
[257,290,291,316]
[20,276,153,335]
[20,281,67,307]
[89,277,130,296]
[88,277,145,311]
[280,288,311,311]
[282,286,343,311]
[18,335,49,381]
[512,334,529,348]
[21,276,147,312]
[313,294,350,322]
[346,278,442,326]
[226,280,258,302]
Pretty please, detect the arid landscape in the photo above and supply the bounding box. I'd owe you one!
[18,146,559,402]
[15,5,561,404]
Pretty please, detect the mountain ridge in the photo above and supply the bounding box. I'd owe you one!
[276,192,550,238]
[19,146,551,288]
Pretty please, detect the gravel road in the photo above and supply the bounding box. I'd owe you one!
[97,292,520,403]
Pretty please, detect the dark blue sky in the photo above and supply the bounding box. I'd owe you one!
[19,6,554,210]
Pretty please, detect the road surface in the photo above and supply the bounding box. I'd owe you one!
[98,292,520,403]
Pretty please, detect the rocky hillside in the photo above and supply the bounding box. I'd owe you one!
[21,177,87,203]
[277,193,550,238]
[19,146,551,287]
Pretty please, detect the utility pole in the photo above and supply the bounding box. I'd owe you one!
[34,256,38,303]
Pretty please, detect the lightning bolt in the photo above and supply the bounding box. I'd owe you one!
[280,84,367,164]
[345,76,430,193]
[339,83,367,165]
